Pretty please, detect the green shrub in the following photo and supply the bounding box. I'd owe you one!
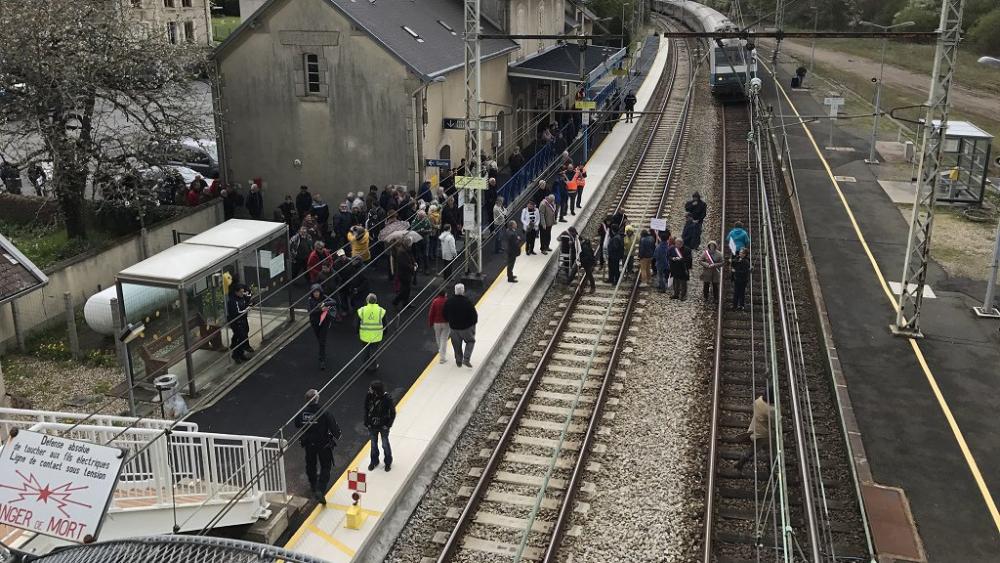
[893,7,941,31]
[969,8,1000,55]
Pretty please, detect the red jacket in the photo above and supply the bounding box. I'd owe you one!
[428,295,447,326]
[307,249,331,283]
[185,189,200,207]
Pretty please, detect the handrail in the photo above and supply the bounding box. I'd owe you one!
[0,407,196,432]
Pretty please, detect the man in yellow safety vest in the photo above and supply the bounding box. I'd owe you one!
[357,293,386,371]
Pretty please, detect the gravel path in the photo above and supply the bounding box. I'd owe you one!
[560,74,718,563]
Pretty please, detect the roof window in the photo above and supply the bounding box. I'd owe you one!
[402,25,424,42]
[438,20,456,35]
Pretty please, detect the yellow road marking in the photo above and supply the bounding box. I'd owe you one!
[307,524,356,557]
[326,503,383,517]
[770,66,1000,537]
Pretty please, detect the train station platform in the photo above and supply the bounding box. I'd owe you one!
[186,37,671,562]
[760,59,1000,562]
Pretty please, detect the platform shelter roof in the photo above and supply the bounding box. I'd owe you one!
[117,243,237,287]
[183,219,286,252]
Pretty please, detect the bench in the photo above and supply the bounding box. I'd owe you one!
[137,313,224,380]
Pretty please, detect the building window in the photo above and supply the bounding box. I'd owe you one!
[131,0,142,7]
[181,0,192,6]
[184,21,195,42]
[163,0,174,7]
[166,21,178,44]
[304,53,321,94]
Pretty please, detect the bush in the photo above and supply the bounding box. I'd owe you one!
[893,7,940,32]
[0,193,61,226]
[969,8,1000,55]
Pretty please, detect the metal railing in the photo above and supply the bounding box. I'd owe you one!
[27,422,285,515]
[0,407,196,441]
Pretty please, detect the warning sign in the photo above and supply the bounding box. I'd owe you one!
[0,430,125,543]
[348,470,366,494]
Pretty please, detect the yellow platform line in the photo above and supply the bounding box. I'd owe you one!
[286,262,506,551]
[327,503,383,517]
[306,524,356,557]
[769,64,1000,537]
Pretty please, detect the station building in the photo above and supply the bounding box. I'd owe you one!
[215,0,615,211]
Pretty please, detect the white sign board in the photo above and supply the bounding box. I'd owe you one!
[581,111,591,126]
[823,97,845,106]
[454,175,488,191]
[0,430,124,543]
[649,218,668,232]
[269,253,286,279]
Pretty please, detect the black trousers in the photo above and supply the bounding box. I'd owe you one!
[304,444,334,492]
[559,197,568,219]
[230,323,250,359]
[575,188,583,208]
[582,265,596,291]
[608,259,621,284]
[311,322,328,361]
[733,279,748,309]
[393,277,412,308]
[540,227,552,251]
[672,277,688,299]
[525,229,537,253]
[703,281,719,300]
[507,255,517,281]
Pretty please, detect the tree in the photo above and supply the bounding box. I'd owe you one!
[0,0,210,239]
[969,7,1000,54]
[893,6,941,31]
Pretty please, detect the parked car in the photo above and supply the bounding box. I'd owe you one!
[162,138,218,179]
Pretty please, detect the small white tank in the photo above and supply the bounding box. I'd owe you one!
[83,285,178,336]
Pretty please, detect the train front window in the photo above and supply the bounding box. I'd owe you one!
[714,47,746,68]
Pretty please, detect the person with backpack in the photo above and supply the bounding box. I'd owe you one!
[607,227,625,284]
[294,389,342,504]
[365,380,396,472]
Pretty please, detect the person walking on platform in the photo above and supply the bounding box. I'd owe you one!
[638,229,655,285]
[670,238,692,300]
[731,247,751,311]
[700,241,724,303]
[572,164,586,210]
[444,283,478,368]
[226,284,253,363]
[428,289,450,364]
[521,201,540,255]
[685,191,707,224]
[607,227,625,285]
[365,380,396,472]
[504,220,523,283]
[348,225,371,262]
[439,224,458,279]
[579,239,597,293]
[623,91,637,123]
[555,165,570,222]
[493,196,508,254]
[357,293,386,371]
[727,221,750,255]
[539,195,557,254]
[565,165,578,217]
[294,389,342,504]
[736,385,773,472]
[308,284,335,370]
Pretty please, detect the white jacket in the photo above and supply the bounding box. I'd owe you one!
[521,208,540,231]
[439,231,458,260]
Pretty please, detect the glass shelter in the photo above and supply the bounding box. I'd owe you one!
[925,120,994,205]
[116,220,290,403]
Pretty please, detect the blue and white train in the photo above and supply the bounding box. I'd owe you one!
[653,0,757,97]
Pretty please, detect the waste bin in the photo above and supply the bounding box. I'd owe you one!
[790,76,801,88]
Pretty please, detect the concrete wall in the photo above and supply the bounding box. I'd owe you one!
[420,56,513,183]
[129,0,214,45]
[239,0,267,21]
[217,0,415,212]
[509,0,566,59]
[0,201,223,351]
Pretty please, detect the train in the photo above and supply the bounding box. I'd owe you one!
[652,0,757,97]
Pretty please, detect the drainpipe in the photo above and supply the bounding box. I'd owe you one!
[411,76,447,188]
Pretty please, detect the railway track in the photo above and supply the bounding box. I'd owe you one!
[427,24,695,563]
[703,100,872,562]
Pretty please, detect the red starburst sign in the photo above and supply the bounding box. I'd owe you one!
[0,430,125,543]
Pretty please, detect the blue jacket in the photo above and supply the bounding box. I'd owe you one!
[653,241,670,271]
[727,227,750,252]
[638,234,656,259]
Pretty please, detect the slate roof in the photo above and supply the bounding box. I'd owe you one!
[0,233,48,305]
[509,44,625,82]
[215,0,519,80]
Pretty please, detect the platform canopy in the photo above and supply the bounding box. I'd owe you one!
[183,219,287,252]
[118,243,236,286]
[929,120,993,139]
[508,44,626,83]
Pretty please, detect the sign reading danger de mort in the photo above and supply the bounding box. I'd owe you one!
[0,430,125,543]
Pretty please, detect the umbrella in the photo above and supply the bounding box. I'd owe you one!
[379,220,410,242]
[404,230,422,243]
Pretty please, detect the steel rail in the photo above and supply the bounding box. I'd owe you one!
[701,102,730,563]
[751,94,823,562]
[433,26,684,563]
[542,25,696,563]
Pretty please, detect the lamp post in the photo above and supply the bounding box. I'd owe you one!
[621,3,631,50]
[974,55,1000,318]
[809,5,818,74]
[859,20,915,165]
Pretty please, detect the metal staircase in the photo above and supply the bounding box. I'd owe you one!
[0,408,286,554]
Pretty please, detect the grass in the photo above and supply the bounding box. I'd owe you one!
[0,221,109,270]
[212,16,241,43]
[785,37,1000,98]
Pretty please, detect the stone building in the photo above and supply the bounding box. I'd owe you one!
[128,0,215,46]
